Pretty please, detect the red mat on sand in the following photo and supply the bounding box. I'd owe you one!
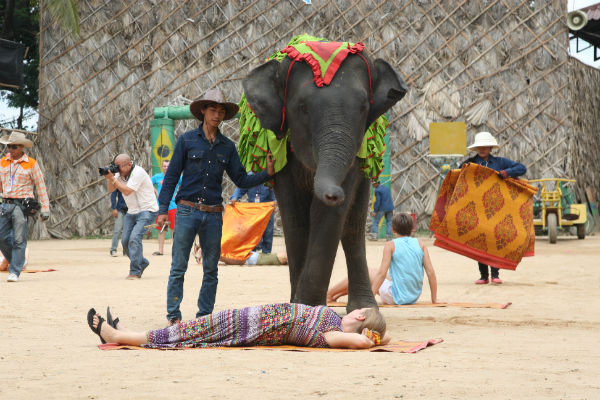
[1,268,56,273]
[98,339,443,353]
[327,301,511,309]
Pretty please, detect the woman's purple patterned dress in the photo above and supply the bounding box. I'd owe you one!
[143,303,342,349]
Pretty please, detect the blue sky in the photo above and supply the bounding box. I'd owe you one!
[568,0,600,68]
[0,98,37,130]
[568,0,599,12]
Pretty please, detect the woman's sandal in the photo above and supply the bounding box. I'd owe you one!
[106,306,120,329]
[87,308,106,344]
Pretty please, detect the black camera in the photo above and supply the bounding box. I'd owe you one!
[98,163,120,176]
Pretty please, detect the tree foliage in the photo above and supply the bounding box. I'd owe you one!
[1,0,78,129]
[0,0,39,118]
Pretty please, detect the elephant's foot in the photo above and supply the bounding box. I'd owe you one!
[346,296,379,313]
[293,291,328,307]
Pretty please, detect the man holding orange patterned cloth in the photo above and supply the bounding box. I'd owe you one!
[0,132,50,282]
[430,132,535,283]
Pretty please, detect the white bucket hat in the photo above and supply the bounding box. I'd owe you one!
[467,131,498,150]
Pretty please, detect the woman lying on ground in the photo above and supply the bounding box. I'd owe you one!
[87,303,389,349]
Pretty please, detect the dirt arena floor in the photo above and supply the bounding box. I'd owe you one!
[1,233,599,399]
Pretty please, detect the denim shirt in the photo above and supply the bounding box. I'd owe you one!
[461,154,526,178]
[231,183,276,203]
[373,184,394,212]
[110,190,127,212]
[158,124,271,214]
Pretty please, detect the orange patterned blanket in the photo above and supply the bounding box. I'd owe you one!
[429,163,536,270]
[98,339,442,353]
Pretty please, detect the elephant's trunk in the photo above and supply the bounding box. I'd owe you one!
[313,129,357,207]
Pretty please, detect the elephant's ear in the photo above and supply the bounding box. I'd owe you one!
[366,59,408,127]
[242,60,287,139]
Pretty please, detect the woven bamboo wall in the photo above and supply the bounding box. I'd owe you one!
[568,58,600,204]
[33,0,595,238]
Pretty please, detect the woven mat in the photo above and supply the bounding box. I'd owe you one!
[98,339,443,353]
[327,301,511,309]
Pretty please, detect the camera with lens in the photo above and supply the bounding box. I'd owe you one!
[98,163,120,176]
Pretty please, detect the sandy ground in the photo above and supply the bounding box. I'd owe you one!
[1,233,599,400]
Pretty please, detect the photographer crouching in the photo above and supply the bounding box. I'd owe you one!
[0,132,50,282]
[102,154,158,279]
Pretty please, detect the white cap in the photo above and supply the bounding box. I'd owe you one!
[467,131,498,150]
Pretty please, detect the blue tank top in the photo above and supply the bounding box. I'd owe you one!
[389,237,424,305]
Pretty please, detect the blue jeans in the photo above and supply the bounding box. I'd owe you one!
[256,213,274,253]
[167,204,222,321]
[110,210,125,253]
[122,211,156,276]
[0,203,28,277]
[372,210,393,239]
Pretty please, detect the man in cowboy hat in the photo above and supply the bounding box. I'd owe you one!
[157,87,275,324]
[462,131,526,285]
[0,131,50,282]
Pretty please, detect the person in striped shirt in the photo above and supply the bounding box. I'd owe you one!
[0,131,50,282]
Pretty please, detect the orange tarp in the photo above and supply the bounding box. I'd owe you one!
[220,202,275,261]
[430,163,536,270]
[98,339,443,353]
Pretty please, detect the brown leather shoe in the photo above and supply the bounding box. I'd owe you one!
[126,274,141,280]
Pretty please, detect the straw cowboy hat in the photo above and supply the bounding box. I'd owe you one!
[189,88,239,121]
[467,131,498,150]
[0,131,34,148]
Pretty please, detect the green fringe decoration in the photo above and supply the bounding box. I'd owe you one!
[238,34,387,180]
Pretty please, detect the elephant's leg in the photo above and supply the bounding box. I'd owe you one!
[273,158,312,301]
[292,165,368,306]
[341,177,378,312]
[292,199,347,306]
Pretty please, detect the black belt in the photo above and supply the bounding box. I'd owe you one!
[177,199,224,213]
[1,198,24,204]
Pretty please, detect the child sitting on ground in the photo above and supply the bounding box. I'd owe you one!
[327,213,437,305]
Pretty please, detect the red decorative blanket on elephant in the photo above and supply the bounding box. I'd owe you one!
[429,163,536,270]
[238,34,387,180]
[281,40,366,87]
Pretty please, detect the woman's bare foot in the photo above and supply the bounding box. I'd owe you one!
[93,313,118,343]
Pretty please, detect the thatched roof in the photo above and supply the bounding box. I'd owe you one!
[33,0,598,238]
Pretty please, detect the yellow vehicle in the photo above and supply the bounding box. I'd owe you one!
[530,178,587,244]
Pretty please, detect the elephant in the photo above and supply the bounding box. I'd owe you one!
[243,49,407,312]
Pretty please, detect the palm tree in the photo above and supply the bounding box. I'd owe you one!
[45,0,79,37]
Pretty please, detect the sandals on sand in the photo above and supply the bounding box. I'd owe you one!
[87,308,106,344]
[106,306,119,329]
[152,251,163,256]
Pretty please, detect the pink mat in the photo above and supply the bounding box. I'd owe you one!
[1,268,57,273]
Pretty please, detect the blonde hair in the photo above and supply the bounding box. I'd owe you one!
[356,308,386,337]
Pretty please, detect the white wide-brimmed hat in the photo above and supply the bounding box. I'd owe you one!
[0,131,34,148]
[190,88,239,121]
[467,131,498,150]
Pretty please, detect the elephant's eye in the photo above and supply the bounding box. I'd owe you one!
[300,103,307,113]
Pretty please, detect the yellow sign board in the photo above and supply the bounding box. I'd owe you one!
[429,122,467,156]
